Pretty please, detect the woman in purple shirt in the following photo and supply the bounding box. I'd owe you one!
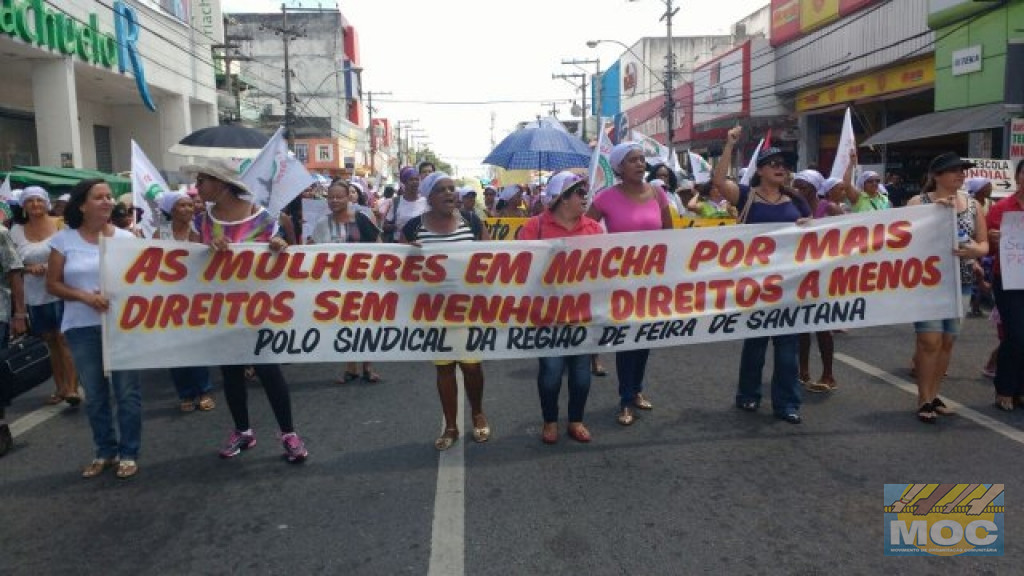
[586,142,674,426]
[713,126,811,424]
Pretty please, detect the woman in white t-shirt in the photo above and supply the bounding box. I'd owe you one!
[382,166,427,242]
[10,186,79,406]
[46,179,141,479]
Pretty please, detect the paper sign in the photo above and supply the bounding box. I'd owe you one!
[1001,212,1024,290]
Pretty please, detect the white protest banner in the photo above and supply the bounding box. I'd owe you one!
[831,107,856,180]
[588,120,615,198]
[1000,212,1024,290]
[960,158,1015,196]
[242,127,314,217]
[300,197,330,242]
[131,140,171,238]
[101,206,959,370]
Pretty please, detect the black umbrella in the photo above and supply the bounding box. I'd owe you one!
[169,125,270,159]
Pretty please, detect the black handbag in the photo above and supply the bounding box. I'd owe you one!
[0,336,53,403]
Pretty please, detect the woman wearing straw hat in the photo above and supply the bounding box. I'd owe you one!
[185,158,308,462]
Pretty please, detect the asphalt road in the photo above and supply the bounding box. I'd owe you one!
[2,316,1021,575]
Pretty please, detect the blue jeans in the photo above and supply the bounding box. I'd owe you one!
[537,355,591,423]
[994,277,1024,398]
[736,334,801,417]
[616,348,650,407]
[65,326,142,460]
[170,366,212,400]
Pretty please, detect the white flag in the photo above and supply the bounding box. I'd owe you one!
[0,175,11,202]
[631,130,669,163]
[689,151,712,184]
[131,140,170,238]
[241,127,314,217]
[740,138,765,187]
[588,119,615,200]
[831,107,856,180]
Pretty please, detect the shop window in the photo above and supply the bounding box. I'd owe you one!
[294,143,308,163]
[0,110,37,171]
[94,126,113,173]
[317,144,333,162]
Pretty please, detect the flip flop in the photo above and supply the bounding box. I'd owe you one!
[362,370,382,383]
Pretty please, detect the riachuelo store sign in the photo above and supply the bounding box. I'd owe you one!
[1,0,156,111]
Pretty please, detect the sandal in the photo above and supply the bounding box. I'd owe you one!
[180,399,196,413]
[567,424,591,443]
[197,395,216,411]
[82,458,116,478]
[995,396,1014,412]
[434,428,459,451]
[634,393,653,410]
[541,423,558,445]
[617,406,636,426]
[115,460,138,479]
[64,394,82,407]
[931,397,954,416]
[591,363,607,377]
[917,402,937,423]
[362,370,382,384]
[45,394,64,405]
[472,414,491,443]
[338,371,360,384]
[738,400,759,412]
[244,366,258,382]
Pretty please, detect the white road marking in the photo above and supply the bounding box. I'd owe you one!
[9,385,66,437]
[427,373,465,576]
[835,352,1024,445]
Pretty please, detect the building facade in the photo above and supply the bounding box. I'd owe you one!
[0,0,220,174]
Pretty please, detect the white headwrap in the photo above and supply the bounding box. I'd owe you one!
[543,171,584,199]
[856,171,881,191]
[821,177,843,197]
[793,170,825,197]
[609,142,643,174]
[649,178,666,191]
[966,177,990,196]
[20,186,50,209]
[499,185,521,202]
[158,191,187,215]
[419,172,451,197]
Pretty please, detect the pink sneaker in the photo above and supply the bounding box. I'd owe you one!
[281,432,308,463]
[219,429,255,459]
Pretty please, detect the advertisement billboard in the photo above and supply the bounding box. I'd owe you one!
[771,0,881,47]
[692,43,750,128]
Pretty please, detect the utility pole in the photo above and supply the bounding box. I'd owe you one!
[561,58,600,142]
[365,90,392,177]
[552,72,587,141]
[260,4,305,150]
[660,0,679,164]
[212,18,252,123]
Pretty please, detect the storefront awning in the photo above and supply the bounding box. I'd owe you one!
[862,103,1009,147]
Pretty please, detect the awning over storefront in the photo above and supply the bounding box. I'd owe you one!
[862,103,1009,147]
[1,167,132,198]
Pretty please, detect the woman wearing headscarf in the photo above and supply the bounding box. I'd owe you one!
[846,159,891,212]
[152,192,215,413]
[967,177,993,217]
[586,142,674,426]
[712,126,811,424]
[46,179,141,478]
[187,158,309,462]
[497,185,529,218]
[519,171,604,444]
[311,178,383,384]
[402,172,490,450]
[382,166,427,242]
[10,186,79,406]
[985,159,1024,411]
[906,153,988,421]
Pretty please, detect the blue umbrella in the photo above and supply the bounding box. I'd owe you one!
[483,124,592,172]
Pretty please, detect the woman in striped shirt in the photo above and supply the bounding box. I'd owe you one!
[402,172,491,451]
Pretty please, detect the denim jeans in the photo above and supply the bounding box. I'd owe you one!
[65,326,142,460]
[616,348,650,407]
[537,355,591,423]
[170,366,213,400]
[736,334,801,416]
[994,277,1024,398]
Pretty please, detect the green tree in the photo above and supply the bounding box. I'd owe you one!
[415,147,452,175]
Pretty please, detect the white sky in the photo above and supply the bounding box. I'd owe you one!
[220,0,767,177]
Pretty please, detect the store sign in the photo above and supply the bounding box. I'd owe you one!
[692,43,749,127]
[623,61,638,97]
[960,158,1015,195]
[800,0,839,33]
[952,45,982,76]
[191,0,223,43]
[771,0,880,47]
[928,0,1008,30]
[796,57,935,112]
[0,0,154,111]
[1010,118,1024,169]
